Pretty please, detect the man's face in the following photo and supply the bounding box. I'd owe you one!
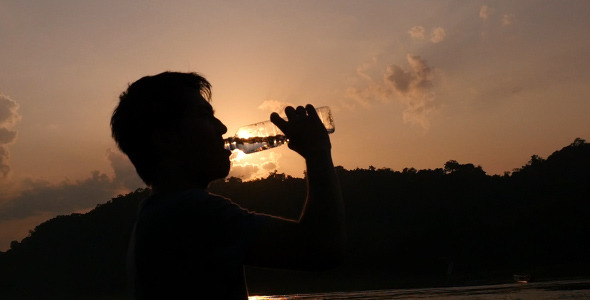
[168,87,231,185]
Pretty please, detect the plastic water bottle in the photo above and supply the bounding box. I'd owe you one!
[224,106,335,154]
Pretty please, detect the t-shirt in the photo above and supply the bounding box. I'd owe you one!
[128,189,269,299]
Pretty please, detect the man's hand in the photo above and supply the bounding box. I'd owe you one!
[246,104,344,271]
[270,104,331,159]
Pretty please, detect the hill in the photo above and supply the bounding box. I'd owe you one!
[0,138,589,298]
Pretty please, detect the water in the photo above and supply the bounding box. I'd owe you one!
[224,127,336,154]
[225,135,288,154]
[248,279,590,299]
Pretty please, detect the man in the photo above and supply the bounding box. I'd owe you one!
[111,72,344,299]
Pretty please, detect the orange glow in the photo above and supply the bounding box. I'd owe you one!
[232,149,247,161]
[234,121,282,140]
[236,128,254,139]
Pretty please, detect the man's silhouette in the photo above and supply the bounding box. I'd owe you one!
[111,72,344,299]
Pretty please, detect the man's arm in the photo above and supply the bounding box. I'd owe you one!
[244,105,345,271]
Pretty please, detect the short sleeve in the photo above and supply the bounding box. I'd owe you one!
[178,190,272,263]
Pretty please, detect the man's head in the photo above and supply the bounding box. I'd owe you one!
[111,72,230,188]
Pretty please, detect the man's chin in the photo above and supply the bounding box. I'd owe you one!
[216,169,231,181]
[210,162,231,182]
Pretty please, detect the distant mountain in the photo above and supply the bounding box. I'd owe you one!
[1,138,589,298]
[0,188,149,299]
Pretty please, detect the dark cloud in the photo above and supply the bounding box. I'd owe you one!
[0,171,115,221]
[0,95,20,126]
[0,149,145,222]
[107,149,144,191]
[0,148,10,178]
[0,94,144,222]
[385,55,433,93]
[346,54,438,130]
[385,55,436,129]
[0,93,20,179]
[0,128,16,144]
[385,65,413,94]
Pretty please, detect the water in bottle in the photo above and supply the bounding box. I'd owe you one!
[224,106,334,154]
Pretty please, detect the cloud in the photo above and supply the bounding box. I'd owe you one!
[107,148,145,193]
[0,148,10,178]
[345,87,376,108]
[0,94,20,126]
[385,55,436,129]
[228,150,281,181]
[0,93,20,179]
[0,149,145,222]
[261,161,277,171]
[479,5,515,29]
[408,26,425,39]
[228,163,260,180]
[0,171,115,221]
[409,26,446,44]
[345,54,438,130]
[258,100,294,113]
[479,5,494,20]
[356,56,378,80]
[0,128,17,144]
[502,14,516,26]
[430,27,446,43]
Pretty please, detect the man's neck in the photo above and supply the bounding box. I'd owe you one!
[151,177,209,196]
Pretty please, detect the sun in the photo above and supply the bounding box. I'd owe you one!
[231,149,247,162]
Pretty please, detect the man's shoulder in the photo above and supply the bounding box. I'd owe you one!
[149,189,247,216]
[178,189,239,208]
[147,188,224,205]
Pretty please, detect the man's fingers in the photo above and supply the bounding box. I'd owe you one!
[270,112,289,133]
[295,106,306,115]
[305,104,318,119]
[273,104,322,136]
[284,106,297,120]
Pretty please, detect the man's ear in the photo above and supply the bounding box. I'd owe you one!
[151,129,180,156]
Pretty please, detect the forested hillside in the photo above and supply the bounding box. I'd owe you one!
[1,138,588,298]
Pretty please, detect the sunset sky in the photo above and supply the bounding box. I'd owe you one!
[1,0,589,250]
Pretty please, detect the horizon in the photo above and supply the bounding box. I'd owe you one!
[0,138,586,252]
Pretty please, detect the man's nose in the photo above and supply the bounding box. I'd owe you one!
[217,118,228,135]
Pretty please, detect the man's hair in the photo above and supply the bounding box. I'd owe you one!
[111,71,212,186]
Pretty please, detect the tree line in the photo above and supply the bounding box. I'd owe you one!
[0,138,588,298]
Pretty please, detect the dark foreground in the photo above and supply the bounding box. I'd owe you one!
[250,279,590,299]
